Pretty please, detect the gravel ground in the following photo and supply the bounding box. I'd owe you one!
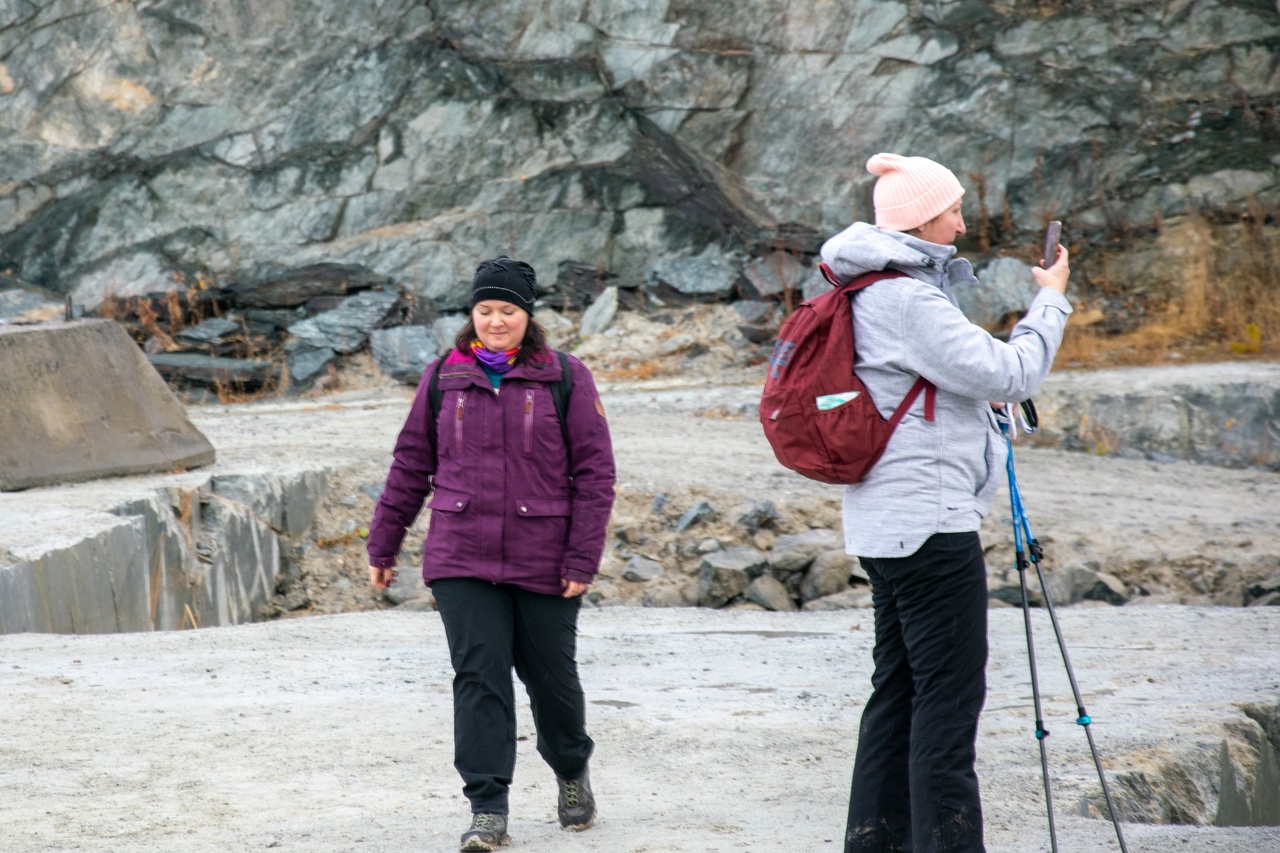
[2,369,1279,851]
[0,606,1277,852]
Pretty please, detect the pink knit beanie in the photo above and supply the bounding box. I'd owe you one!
[867,153,965,232]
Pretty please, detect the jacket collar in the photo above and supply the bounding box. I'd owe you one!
[821,221,978,292]
[440,347,562,383]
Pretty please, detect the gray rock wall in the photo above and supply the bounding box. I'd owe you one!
[0,0,1274,313]
[1033,361,1280,469]
[0,468,327,634]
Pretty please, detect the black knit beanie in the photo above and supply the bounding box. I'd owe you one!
[469,256,537,313]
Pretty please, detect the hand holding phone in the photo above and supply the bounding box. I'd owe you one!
[1042,220,1062,268]
[1031,220,1069,295]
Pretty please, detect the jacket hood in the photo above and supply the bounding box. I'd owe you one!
[819,221,976,290]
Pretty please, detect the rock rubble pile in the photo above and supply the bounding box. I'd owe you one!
[270,469,1280,621]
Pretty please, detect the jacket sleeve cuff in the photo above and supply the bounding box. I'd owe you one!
[1032,287,1073,314]
[563,567,596,585]
[369,555,397,569]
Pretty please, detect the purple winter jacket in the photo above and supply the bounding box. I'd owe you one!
[366,348,616,596]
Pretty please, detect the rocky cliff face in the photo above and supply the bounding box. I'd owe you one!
[0,0,1276,315]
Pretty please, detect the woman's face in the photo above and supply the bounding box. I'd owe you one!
[914,200,966,245]
[472,300,529,351]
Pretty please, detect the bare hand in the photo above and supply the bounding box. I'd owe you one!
[1031,243,1070,295]
[561,579,590,598]
[369,564,398,589]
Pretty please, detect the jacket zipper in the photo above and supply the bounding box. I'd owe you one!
[454,394,464,454]
[524,389,534,453]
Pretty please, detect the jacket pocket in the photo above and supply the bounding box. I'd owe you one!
[514,497,571,517]
[424,488,474,566]
[430,489,472,513]
[975,425,1000,497]
[512,497,572,568]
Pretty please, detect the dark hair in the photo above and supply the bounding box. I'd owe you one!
[454,314,549,366]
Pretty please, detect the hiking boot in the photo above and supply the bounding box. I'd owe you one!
[556,767,596,830]
[459,813,508,852]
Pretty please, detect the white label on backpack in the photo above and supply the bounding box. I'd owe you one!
[816,391,859,410]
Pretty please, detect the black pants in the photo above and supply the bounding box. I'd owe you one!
[432,578,594,815]
[845,532,989,853]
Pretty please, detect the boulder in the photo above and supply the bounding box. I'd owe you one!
[769,529,843,573]
[675,500,718,531]
[286,289,402,354]
[431,314,468,356]
[745,574,798,612]
[742,252,808,300]
[283,344,335,389]
[149,352,279,392]
[370,325,435,384]
[623,556,664,583]
[800,550,858,603]
[549,260,618,309]
[579,286,619,336]
[735,499,779,534]
[645,250,744,303]
[802,587,873,611]
[698,546,768,607]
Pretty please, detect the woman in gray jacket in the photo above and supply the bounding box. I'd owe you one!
[821,153,1071,853]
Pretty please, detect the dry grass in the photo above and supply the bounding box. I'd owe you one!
[1057,209,1280,369]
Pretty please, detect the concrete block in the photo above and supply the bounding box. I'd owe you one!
[0,319,215,491]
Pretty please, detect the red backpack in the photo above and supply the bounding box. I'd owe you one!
[759,263,935,485]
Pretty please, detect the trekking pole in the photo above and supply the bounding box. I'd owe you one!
[1000,410,1058,850]
[999,404,1129,853]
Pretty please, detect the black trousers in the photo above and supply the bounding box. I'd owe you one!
[432,578,594,815]
[845,532,989,853]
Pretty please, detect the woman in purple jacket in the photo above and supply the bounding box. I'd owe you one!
[366,256,616,852]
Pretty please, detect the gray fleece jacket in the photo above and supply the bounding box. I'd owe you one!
[819,221,1073,558]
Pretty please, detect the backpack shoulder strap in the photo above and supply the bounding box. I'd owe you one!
[822,264,937,423]
[421,357,447,474]
[842,269,903,294]
[549,350,574,447]
[887,377,937,426]
[426,356,446,425]
[817,262,902,294]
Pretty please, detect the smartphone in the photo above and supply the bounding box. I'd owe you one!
[1042,220,1062,268]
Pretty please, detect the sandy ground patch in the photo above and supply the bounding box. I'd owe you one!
[1,607,1277,852]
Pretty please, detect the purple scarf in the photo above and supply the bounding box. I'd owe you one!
[470,339,520,374]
